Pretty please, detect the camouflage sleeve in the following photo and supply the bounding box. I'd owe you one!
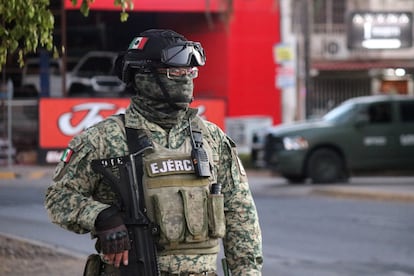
[44,119,125,234]
[206,122,263,275]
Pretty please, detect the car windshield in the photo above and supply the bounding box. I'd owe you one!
[322,101,355,122]
[76,57,114,77]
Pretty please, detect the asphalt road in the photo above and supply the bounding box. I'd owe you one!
[0,182,95,256]
[1,170,414,275]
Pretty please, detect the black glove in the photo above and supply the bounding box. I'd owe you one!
[95,206,131,254]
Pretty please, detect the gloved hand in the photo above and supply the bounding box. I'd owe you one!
[96,224,130,254]
[95,206,130,267]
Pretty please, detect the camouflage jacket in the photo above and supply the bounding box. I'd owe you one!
[45,105,263,275]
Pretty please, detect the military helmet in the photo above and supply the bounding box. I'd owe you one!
[115,29,206,84]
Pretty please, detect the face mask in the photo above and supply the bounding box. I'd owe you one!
[131,73,194,129]
[134,73,194,109]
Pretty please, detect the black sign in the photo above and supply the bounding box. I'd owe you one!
[347,11,413,49]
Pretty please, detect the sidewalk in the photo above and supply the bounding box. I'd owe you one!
[1,165,414,203]
[311,183,414,203]
[0,164,55,180]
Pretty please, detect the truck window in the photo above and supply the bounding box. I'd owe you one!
[400,101,414,122]
[368,102,391,123]
[77,57,113,76]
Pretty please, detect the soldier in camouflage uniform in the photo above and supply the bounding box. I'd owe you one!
[45,29,263,276]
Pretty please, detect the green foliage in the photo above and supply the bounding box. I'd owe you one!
[0,0,134,70]
[0,0,55,69]
[73,0,133,21]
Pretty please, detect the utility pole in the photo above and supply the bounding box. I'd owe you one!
[278,0,298,123]
[302,0,311,119]
[61,0,68,97]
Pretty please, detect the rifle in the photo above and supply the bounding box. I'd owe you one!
[91,137,160,276]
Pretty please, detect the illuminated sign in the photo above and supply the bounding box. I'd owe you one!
[39,98,226,163]
[347,11,412,49]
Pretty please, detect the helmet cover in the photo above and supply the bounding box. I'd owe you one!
[115,29,205,84]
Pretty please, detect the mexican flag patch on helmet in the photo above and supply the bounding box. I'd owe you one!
[129,37,149,50]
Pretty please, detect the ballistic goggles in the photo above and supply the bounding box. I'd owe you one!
[157,67,199,80]
[161,42,206,67]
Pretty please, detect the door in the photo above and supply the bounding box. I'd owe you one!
[351,101,398,169]
[395,100,414,169]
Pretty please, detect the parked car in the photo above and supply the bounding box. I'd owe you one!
[263,94,414,184]
[67,51,127,97]
[20,57,77,97]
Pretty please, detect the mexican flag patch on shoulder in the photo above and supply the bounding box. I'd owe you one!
[61,148,74,163]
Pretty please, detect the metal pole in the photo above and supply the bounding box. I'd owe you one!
[302,0,311,119]
[7,79,13,167]
[61,0,67,97]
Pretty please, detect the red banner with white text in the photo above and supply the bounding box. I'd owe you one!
[39,98,225,163]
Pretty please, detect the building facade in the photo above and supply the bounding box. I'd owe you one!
[284,0,414,120]
[63,0,282,124]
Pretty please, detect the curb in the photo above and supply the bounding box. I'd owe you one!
[312,187,414,203]
[0,169,52,180]
[0,232,87,260]
[0,172,17,179]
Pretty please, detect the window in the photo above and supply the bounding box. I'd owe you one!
[313,0,346,33]
[77,57,113,77]
[368,102,392,124]
[400,101,414,122]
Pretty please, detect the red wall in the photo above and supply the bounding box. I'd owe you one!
[228,0,281,123]
[158,14,229,100]
[67,0,282,124]
[161,1,282,124]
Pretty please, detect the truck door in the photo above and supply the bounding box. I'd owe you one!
[352,101,397,169]
[396,100,414,168]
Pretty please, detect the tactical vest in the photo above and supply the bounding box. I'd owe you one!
[134,117,225,256]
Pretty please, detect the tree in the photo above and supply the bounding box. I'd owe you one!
[0,0,133,70]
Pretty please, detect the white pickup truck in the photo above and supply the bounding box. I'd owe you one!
[67,51,126,97]
[21,51,126,98]
[21,58,72,97]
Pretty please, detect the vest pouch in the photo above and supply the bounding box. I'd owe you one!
[179,188,209,243]
[207,194,226,238]
[152,191,185,247]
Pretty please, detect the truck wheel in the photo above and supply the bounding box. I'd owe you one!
[307,148,347,184]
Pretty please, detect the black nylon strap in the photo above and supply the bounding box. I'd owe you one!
[92,114,152,212]
[120,114,152,154]
[189,119,204,149]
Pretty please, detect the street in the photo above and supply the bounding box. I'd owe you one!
[258,196,414,275]
[0,173,414,275]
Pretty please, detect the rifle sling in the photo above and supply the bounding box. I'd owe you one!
[91,114,151,214]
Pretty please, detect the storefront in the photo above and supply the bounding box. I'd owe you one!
[4,0,283,164]
[63,0,282,123]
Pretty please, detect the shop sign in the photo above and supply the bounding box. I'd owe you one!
[347,11,412,49]
[39,98,225,163]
